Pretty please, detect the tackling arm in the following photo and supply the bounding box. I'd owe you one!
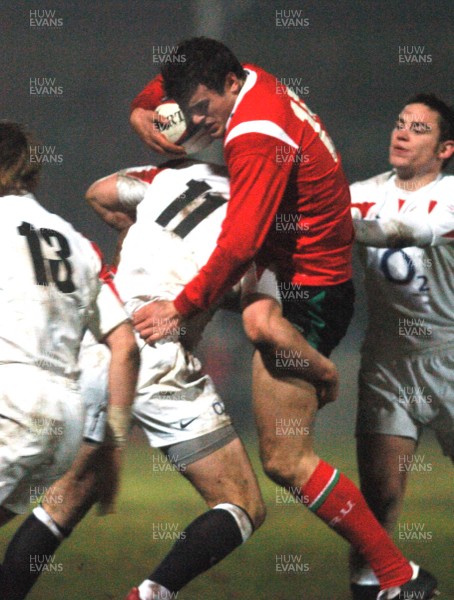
[353,215,433,248]
[350,175,454,248]
[132,147,293,343]
[173,148,294,317]
[85,173,140,232]
[101,320,140,447]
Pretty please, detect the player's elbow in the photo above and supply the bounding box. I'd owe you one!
[85,180,102,209]
[86,175,134,232]
[129,107,140,126]
[220,234,260,269]
[85,180,109,226]
[130,107,146,134]
[85,175,115,210]
[243,308,268,347]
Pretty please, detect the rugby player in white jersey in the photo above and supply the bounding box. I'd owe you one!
[349,93,454,600]
[86,158,339,600]
[0,122,140,600]
[88,159,266,600]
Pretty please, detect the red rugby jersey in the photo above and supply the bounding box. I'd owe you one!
[131,65,353,317]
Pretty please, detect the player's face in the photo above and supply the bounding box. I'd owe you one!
[389,103,444,177]
[185,74,242,138]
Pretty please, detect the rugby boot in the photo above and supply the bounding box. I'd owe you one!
[350,583,380,599]
[377,563,439,599]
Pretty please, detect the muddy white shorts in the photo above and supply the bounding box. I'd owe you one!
[0,365,84,514]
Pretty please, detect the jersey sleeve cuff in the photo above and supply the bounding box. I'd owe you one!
[174,291,199,318]
[90,282,130,341]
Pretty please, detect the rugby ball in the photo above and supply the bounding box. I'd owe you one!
[155,101,213,155]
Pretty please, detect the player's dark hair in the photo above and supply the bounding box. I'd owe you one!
[161,37,246,106]
[405,93,454,168]
[0,121,41,195]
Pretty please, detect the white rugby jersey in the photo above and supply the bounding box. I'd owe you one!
[351,171,454,359]
[115,161,229,304]
[0,194,127,378]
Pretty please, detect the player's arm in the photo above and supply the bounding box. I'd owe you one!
[101,319,140,447]
[94,312,139,515]
[353,209,454,248]
[350,184,429,247]
[88,262,140,514]
[88,241,139,447]
[91,280,140,446]
[353,215,431,248]
[85,172,142,232]
[350,176,454,248]
[87,167,160,267]
[130,74,185,155]
[174,148,293,315]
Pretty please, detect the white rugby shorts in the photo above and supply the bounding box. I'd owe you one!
[121,264,278,447]
[356,346,454,457]
[131,333,231,448]
[0,365,84,514]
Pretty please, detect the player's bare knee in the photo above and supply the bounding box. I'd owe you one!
[361,479,403,526]
[262,453,296,487]
[222,474,265,529]
[375,487,402,515]
[242,307,271,347]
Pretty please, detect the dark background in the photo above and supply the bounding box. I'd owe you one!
[2,0,453,432]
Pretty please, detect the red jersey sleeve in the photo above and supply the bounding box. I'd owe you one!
[90,241,123,302]
[174,136,294,316]
[130,74,166,112]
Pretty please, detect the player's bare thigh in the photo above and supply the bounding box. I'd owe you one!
[182,437,265,528]
[243,296,338,406]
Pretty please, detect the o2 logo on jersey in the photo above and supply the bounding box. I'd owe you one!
[19,221,75,293]
[380,249,430,292]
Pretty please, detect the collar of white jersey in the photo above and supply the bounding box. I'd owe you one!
[224,68,299,151]
[0,191,36,201]
[389,170,444,196]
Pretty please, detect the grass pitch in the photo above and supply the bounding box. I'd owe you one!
[1,432,452,600]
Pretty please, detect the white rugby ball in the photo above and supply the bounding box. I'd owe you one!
[155,101,213,155]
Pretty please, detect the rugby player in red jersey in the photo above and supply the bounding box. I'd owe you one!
[88,159,340,600]
[129,38,437,600]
